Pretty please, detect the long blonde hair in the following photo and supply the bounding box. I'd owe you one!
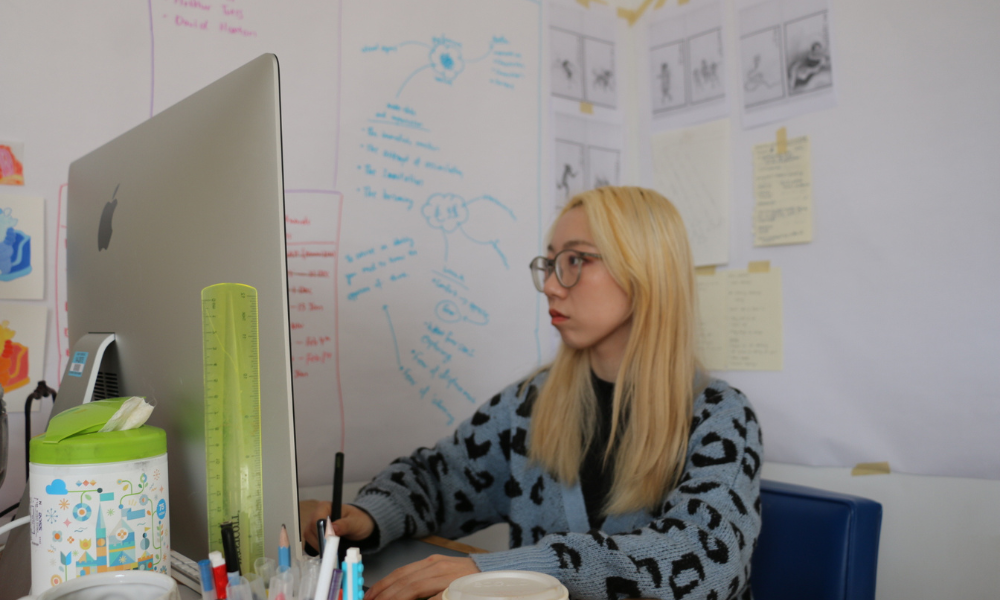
[528,186,701,515]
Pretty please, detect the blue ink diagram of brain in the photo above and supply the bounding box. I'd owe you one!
[420,192,515,267]
[429,37,465,84]
[388,34,521,97]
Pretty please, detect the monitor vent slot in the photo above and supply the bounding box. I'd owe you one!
[92,371,120,401]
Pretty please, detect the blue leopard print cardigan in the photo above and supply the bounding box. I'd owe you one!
[351,372,762,600]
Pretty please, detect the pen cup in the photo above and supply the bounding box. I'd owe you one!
[269,574,294,600]
[243,573,265,600]
[253,557,277,590]
[281,563,300,598]
[299,557,322,600]
[227,576,254,600]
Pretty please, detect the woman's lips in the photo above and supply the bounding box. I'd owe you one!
[549,309,567,324]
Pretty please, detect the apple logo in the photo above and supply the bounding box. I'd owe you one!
[98,184,119,251]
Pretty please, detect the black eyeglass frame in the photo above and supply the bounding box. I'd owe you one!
[528,249,602,292]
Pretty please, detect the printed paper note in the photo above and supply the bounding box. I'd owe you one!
[753,135,812,246]
[651,119,730,266]
[697,268,783,371]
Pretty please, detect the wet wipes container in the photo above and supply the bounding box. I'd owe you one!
[28,398,170,593]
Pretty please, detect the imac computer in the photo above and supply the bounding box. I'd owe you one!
[0,54,300,587]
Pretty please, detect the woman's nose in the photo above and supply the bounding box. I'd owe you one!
[543,269,567,297]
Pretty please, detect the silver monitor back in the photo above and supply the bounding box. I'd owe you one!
[65,54,299,561]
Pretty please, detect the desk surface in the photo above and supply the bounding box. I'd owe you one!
[176,536,473,599]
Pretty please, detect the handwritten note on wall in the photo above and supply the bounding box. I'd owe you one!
[697,266,783,370]
[753,135,812,246]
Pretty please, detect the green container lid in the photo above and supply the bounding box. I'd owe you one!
[29,398,166,465]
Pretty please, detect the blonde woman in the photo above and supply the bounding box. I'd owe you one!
[303,187,762,600]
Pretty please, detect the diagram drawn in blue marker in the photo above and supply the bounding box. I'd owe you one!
[421,193,515,267]
[390,35,514,97]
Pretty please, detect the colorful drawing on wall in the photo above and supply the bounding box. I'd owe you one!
[0,302,46,411]
[0,195,44,299]
[0,142,25,186]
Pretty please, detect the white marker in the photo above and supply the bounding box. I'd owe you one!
[313,519,340,600]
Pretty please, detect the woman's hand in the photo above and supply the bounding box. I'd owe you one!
[298,500,375,550]
[364,555,480,600]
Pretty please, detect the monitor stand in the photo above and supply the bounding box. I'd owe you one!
[0,333,116,598]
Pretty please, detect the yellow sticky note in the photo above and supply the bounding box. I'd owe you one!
[776,127,788,154]
[695,266,716,276]
[579,102,594,115]
[747,260,770,273]
[852,462,891,476]
[696,268,783,371]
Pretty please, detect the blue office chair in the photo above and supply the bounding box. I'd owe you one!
[751,480,883,600]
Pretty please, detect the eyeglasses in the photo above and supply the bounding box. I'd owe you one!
[529,249,602,292]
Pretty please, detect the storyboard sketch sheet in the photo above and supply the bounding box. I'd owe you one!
[647,0,730,131]
[549,1,621,118]
[737,0,837,128]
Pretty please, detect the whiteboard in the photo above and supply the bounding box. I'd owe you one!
[0,0,998,525]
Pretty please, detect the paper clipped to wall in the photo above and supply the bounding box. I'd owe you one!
[737,0,837,128]
[650,119,730,266]
[554,113,625,208]
[752,134,812,246]
[550,0,621,119]
[0,195,45,299]
[0,302,47,411]
[697,263,782,370]
[0,142,25,186]
[647,0,729,131]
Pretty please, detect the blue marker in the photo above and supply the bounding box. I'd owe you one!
[198,559,217,600]
[342,548,364,600]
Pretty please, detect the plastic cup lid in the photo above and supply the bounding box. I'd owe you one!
[445,571,568,600]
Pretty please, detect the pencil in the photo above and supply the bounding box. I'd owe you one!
[278,524,291,572]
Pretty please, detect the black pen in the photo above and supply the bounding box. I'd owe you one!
[220,521,241,586]
[316,518,327,557]
[331,452,344,523]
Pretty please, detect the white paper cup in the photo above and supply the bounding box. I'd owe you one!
[443,571,569,600]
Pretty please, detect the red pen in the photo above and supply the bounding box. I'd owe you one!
[209,551,229,600]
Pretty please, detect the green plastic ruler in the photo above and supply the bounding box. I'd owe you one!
[202,283,264,570]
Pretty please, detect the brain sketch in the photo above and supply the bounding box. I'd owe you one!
[430,38,465,83]
[393,35,505,97]
[420,192,515,267]
[422,193,470,233]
